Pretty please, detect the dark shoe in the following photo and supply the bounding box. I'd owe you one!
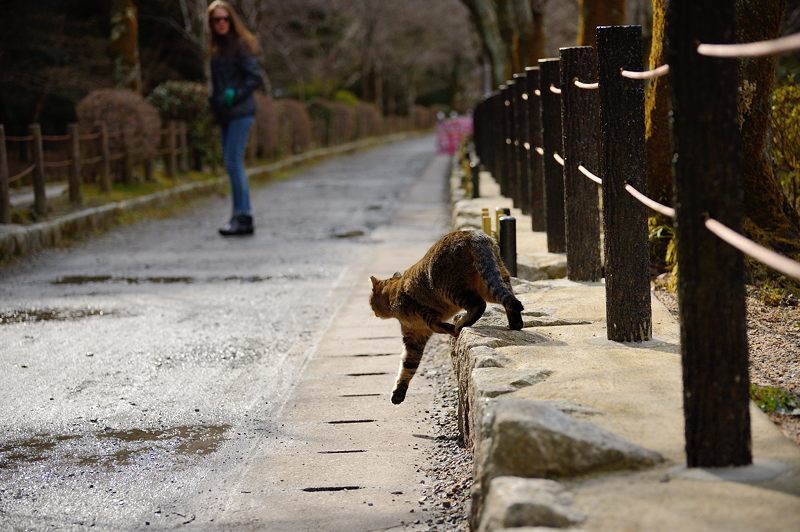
[219,214,254,236]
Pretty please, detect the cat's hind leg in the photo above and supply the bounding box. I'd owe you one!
[391,330,431,404]
[453,292,487,335]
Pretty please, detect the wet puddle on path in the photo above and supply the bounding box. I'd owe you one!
[0,308,113,325]
[0,424,230,470]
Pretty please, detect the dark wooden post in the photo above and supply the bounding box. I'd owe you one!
[560,46,602,282]
[525,66,546,232]
[597,26,651,342]
[0,125,10,223]
[538,58,566,253]
[98,123,112,193]
[29,124,47,216]
[166,121,178,177]
[180,122,190,172]
[492,92,504,181]
[666,3,751,467]
[122,129,134,184]
[502,82,516,198]
[67,123,82,205]
[513,72,530,214]
[247,120,257,164]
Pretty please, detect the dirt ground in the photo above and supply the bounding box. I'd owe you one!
[654,282,800,446]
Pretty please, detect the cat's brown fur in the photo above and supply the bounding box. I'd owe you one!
[369,230,523,404]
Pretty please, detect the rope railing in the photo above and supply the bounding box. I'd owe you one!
[549,84,562,95]
[697,32,800,58]
[534,146,544,156]
[5,135,34,142]
[705,218,800,280]
[9,164,35,183]
[620,64,670,80]
[82,155,104,165]
[534,89,541,97]
[574,79,599,90]
[553,152,565,166]
[624,183,676,218]
[577,164,603,185]
[79,133,101,141]
[41,134,71,142]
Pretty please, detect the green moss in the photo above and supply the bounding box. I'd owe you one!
[750,384,799,414]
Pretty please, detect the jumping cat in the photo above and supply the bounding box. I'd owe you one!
[369,230,524,404]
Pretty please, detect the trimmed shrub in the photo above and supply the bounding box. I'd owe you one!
[354,102,384,138]
[148,81,219,170]
[254,93,281,157]
[278,99,312,154]
[76,89,161,164]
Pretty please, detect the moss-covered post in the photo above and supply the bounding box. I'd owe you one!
[538,58,566,253]
[525,66,546,232]
[560,46,602,282]
[666,0,751,467]
[0,125,9,223]
[29,124,47,216]
[110,0,143,94]
[597,25,651,342]
[67,123,82,205]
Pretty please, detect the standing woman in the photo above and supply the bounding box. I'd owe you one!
[208,0,265,236]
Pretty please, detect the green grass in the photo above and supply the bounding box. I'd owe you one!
[750,384,800,414]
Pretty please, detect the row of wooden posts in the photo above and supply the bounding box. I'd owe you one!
[473,16,752,468]
[0,121,190,223]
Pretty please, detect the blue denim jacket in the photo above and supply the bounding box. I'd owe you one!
[209,48,264,125]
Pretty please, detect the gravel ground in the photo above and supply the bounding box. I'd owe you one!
[654,282,800,445]
[416,335,472,531]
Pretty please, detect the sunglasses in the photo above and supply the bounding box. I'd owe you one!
[212,16,230,23]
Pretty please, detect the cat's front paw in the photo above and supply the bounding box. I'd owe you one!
[435,322,457,337]
[391,385,408,404]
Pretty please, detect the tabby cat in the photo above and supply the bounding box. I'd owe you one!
[369,230,524,404]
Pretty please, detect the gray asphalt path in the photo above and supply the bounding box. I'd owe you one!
[0,136,451,530]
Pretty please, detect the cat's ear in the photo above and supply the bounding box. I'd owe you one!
[392,271,402,279]
[370,276,379,288]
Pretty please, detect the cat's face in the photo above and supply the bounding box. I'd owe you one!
[369,273,400,318]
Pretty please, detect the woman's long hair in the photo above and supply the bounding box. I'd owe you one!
[207,0,258,56]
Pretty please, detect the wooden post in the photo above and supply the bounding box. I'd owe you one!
[122,129,134,184]
[525,66,546,231]
[29,124,47,216]
[513,72,530,214]
[666,4,751,467]
[597,26,651,343]
[166,121,178,177]
[502,83,515,197]
[247,120,257,164]
[492,92,504,183]
[560,46,602,282]
[98,123,112,193]
[180,122,190,173]
[67,123,82,205]
[538,58,566,253]
[0,125,10,223]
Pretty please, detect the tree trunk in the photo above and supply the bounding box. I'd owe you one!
[577,0,626,48]
[461,0,509,86]
[110,0,142,94]
[736,0,800,254]
[644,0,671,206]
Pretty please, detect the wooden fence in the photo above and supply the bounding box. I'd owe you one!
[472,7,800,469]
[0,121,190,222]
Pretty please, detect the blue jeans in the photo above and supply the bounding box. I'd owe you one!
[221,116,255,216]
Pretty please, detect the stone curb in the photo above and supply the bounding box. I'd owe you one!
[447,165,800,531]
[0,132,420,263]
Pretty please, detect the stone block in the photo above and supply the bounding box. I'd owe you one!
[478,476,585,531]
